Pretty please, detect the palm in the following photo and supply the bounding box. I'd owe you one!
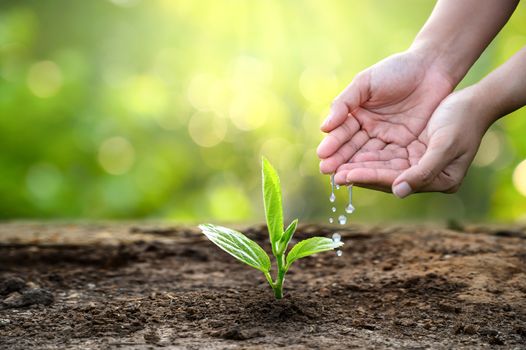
[335,94,479,193]
[318,52,453,188]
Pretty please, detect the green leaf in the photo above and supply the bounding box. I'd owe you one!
[286,237,343,267]
[199,224,271,273]
[277,219,298,254]
[262,157,284,253]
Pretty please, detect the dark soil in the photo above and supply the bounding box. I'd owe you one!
[0,222,525,349]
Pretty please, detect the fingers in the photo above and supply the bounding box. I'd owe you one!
[392,143,454,198]
[320,102,349,132]
[334,170,350,184]
[338,158,409,172]
[346,168,402,191]
[334,168,394,192]
[320,73,369,133]
[321,134,382,167]
[333,158,410,185]
[319,130,369,174]
[317,116,360,159]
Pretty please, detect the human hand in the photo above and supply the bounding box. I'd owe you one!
[335,88,493,197]
[317,50,454,177]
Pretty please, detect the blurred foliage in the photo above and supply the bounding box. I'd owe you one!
[0,0,525,223]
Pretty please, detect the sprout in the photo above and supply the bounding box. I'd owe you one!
[199,157,343,299]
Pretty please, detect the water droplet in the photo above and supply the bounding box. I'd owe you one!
[332,232,341,243]
[329,174,336,202]
[338,215,347,225]
[336,184,340,190]
[336,250,343,257]
[331,206,336,213]
[329,217,334,224]
[345,185,355,213]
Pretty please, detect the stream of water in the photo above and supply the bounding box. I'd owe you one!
[329,174,355,256]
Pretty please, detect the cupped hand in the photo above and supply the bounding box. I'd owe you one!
[317,50,454,178]
[335,89,490,197]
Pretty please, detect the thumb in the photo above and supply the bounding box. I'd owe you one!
[392,144,452,198]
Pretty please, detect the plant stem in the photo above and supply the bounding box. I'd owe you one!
[273,283,283,299]
[264,254,287,299]
[264,272,274,288]
[273,254,286,299]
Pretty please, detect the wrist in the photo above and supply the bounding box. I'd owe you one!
[408,38,467,88]
[455,85,499,133]
[471,47,526,119]
[408,0,518,90]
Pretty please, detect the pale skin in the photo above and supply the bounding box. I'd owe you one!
[317,0,524,198]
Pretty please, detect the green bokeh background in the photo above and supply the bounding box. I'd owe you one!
[1,0,525,223]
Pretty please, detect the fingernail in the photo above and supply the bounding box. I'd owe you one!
[393,182,412,198]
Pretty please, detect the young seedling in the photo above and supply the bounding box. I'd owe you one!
[199,157,343,299]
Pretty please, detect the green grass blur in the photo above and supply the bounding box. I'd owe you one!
[1,0,525,223]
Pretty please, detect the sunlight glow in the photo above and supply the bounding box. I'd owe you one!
[229,89,269,131]
[26,163,62,201]
[98,137,135,175]
[512,159,526,197]
[109,0,140,7]
[188,112,227,147]
[473,130,502,167]
[299,66,338,103]
[209,184,251,220]
[27,61,63,98]
[187,73,217,112]
[121,75,168,115]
